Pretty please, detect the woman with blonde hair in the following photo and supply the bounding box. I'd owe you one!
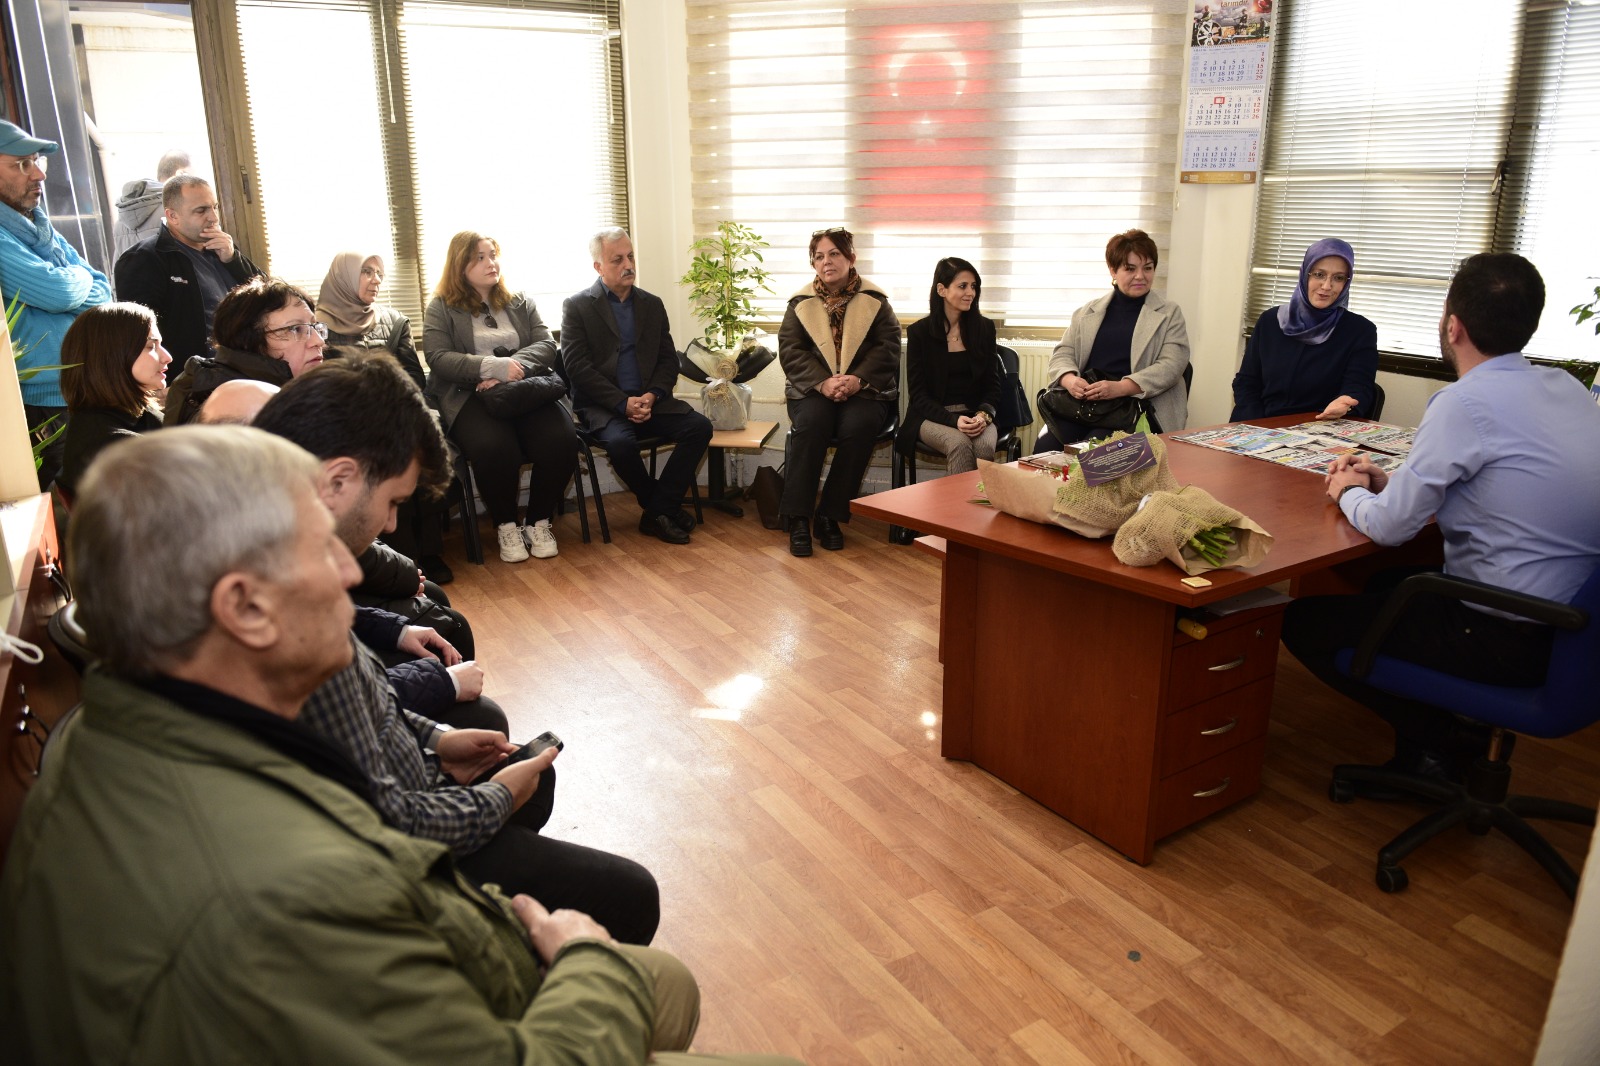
[422,231,576,563]
[57,302,170,500]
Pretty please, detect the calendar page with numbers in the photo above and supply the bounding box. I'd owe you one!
[1182,7,1272,184]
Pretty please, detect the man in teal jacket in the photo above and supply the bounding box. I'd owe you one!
[0,119,112,490]
[0,426,799,1066]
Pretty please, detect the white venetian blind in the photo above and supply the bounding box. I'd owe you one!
[684,0,1189,330]
[1495,0,1600,362]
[1246,0,1521,357]
[233,0,626,328]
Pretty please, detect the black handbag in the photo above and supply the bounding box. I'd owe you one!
[751,465,785,530]
[1036,370,1157,439]
[477,371,568,418]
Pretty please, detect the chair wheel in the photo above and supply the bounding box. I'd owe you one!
[1329,778,1356,804]
[1376,865,1409,893]
[889,526,916,545]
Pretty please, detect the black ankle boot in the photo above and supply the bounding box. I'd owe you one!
[814,515,844,551]
[788,516,813,557]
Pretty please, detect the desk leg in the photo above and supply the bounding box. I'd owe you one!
[704,446,744,517]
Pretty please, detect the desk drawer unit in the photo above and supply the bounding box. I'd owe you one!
[1154,606,1284,840]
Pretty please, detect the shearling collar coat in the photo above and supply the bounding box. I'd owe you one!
[778,276,901,402]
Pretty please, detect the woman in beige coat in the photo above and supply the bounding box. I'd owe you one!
[1038,229,1191,449]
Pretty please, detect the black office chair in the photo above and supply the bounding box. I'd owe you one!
[570,429,703,544]
[1328,567,1600,897]
[443,462,484,565]
[1367,382,1386,422]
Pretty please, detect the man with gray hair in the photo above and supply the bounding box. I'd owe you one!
[114,172,263,380]
[111,148,190,264]
[562,227,712,544]
[0,425,800,1066]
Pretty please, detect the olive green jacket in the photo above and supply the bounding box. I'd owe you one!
[0,671,661,1065]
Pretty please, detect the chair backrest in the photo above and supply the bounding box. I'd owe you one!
[1369,382,1387,422]
[994,344,1033,430]
[1539,563,1600,733]
[1182,361,1194,397]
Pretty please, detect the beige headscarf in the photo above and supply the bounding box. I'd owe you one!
[316,251,383,336]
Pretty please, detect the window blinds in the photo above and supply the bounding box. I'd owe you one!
[233,0,625,327]
[1246,0,1521,358]
[684,0,1188,330]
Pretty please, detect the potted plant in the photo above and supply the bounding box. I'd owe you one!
[6,292,71,469]
[1559,281,1600,390]
[678,221,776,429]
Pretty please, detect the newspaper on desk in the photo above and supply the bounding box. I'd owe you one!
[1172,419,1413,474]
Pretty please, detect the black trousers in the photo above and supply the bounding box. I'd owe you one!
[1282,568,1554,759]
[590,408,713,517]
[781,392,892,521]
[456,819,661,946]
[450,397,578,525]
[428,694,509,734]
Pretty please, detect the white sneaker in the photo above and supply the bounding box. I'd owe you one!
[497,522,530,563]
[526,519,558,559]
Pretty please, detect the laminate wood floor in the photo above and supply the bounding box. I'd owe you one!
[447,495,1596,1065]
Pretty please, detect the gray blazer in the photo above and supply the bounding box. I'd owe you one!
[1046,289,1191,434]
[421,293,558,431]
[559,279,691,433]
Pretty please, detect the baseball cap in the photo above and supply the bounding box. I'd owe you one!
[0,119,60,157]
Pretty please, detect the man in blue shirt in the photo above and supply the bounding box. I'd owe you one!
[0,119,112,490]
[561,228,712,544]
[1283,253,1600,776]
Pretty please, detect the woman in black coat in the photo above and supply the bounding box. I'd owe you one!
[57,302,170,501]
[896,257,1000,475]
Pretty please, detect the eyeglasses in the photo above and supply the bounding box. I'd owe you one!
[264,321,329,342]
[5,153,48,176]
[1309,270,1350,285]
[359,265,384,281]
[479,302,498,329]
[812,226,848,238]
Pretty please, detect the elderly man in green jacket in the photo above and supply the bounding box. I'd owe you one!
[0,426,800,1066]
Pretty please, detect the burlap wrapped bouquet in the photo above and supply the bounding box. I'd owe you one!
[975,459,1070,527]
[1112,484,1273,574]
[1050,432,1179,539]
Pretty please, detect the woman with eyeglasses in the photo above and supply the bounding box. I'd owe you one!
[1037,228,1191,450]
[163,276,326,425]
[422,231,576,564]
[777,226,901,556]
[1230,238,1378,421]
[896,257,1000,476]
[56,303,170,502]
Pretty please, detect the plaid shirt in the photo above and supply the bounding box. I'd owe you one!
[300,637,512,855]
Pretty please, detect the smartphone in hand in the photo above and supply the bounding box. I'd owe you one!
[502,730,563,767]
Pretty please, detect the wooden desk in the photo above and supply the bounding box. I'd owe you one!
[852,417,1422,863]
[705,419,778,517]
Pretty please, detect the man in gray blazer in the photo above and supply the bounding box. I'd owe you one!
[561,229,712,544]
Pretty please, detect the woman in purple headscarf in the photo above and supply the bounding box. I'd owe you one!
[1230,238,1378,421]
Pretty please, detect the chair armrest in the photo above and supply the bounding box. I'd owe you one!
[1349,572,1589,680]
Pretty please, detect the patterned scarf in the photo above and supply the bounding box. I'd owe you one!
[813,269,862,367]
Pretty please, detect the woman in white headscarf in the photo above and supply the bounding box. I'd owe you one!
[317,250,450,583]
[317,251,426,391]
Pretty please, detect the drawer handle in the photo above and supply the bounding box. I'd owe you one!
[1193,777,1232,799]
[1199,718,1238,736]
[1207,656,1246,672]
